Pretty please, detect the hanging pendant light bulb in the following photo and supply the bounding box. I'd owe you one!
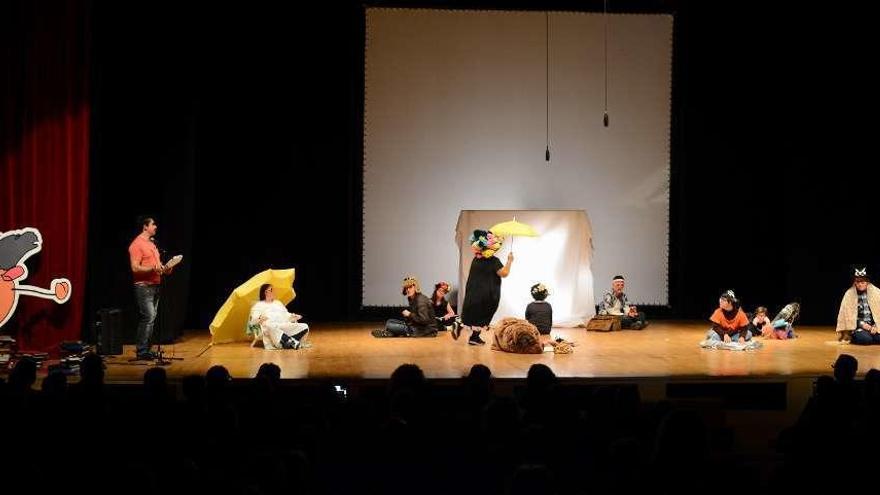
[545,11,551,162]
[603,0,610,127]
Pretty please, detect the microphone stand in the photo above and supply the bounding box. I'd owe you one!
[153,240,183,366]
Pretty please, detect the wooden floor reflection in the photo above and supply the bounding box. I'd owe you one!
[100,321,878,383]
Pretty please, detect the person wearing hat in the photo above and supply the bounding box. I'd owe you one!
[525,283,553,341]
[456,229,514,345]
[705,290,752,343]
[431,281,460,332]
[836,266,880,345]
[372,276,438,338]
[598,275,648,329]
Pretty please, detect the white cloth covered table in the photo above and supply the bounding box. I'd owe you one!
[455,210,594,327]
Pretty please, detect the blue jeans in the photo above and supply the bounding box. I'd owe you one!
[384,318,411,337]
[705,328,752,342]
[134,284,160,355]
[851,329,880,345]
[622,313,647,329]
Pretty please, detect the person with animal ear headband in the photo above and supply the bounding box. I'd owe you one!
[837,266,880,345]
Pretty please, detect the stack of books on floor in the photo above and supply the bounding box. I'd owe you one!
[13,351,49,368]
[58,340,95,357]
[59,340,94,355]
[48,355,83,375]
[48,340,96,375]
[0,335,15,370]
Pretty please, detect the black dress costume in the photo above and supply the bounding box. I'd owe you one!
[461,256,504,327]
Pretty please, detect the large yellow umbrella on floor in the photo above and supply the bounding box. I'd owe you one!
[208,268,296,344]
[490,217,539,249]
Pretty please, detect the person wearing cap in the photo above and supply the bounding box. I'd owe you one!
[705,290,752,343]
[456,229,514,346]
[598,275,648,329]
[372,276,438,338]
[836,267,880,345]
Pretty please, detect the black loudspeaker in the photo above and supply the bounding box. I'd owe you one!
[96,308,123,355]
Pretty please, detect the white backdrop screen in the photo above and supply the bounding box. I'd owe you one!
[364,9,673,307]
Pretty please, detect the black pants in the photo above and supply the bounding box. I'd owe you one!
[621,313,647,329]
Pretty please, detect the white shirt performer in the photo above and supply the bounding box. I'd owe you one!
[248,284,309,349]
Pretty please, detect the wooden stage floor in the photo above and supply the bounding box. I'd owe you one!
[101,321,880,383]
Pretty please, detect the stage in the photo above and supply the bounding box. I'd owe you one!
[100,321,880,383]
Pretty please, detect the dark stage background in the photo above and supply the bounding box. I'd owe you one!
[5,1,877,347]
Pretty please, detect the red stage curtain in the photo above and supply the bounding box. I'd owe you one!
[1,0,90,351]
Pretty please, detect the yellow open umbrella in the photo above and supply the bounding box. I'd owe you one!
[208,268,296,344]
[490,217,539,249]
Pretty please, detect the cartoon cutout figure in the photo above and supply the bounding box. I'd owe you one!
[1,227,71,328]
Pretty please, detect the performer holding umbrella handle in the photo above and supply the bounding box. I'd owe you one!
[454,229,513,346]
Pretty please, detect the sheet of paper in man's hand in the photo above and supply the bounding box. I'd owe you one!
[165,254,183,269]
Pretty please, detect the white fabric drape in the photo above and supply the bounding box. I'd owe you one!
[456,210,594,327]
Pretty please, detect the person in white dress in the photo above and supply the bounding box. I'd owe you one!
[248,284,309,349]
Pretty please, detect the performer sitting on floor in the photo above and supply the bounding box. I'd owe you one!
[750,306,774,338]
[248,284,310,349]
[431,281,460,332]
[525,283,553,343]
[372,276,439,338]
[598,275,647,329]
[705,290,752,343]
[768,302,799,339]
[837,266,880,345]
[752,303,800,340]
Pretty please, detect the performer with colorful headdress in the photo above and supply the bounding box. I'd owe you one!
[454,229,514,345]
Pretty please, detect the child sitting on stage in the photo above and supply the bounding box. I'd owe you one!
[525,283,552,343]
[706,290,752,343]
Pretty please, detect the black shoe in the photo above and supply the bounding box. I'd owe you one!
[280,335,302,349]
[372,328,394,338]
[451,323,462,340]
[468,334,486,346]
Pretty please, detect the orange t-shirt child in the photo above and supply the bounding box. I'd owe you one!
[709,308,750,339]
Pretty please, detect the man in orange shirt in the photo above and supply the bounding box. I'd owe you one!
[128,216,173,360]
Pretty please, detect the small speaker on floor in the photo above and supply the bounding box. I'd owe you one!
[96,308,123,355]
